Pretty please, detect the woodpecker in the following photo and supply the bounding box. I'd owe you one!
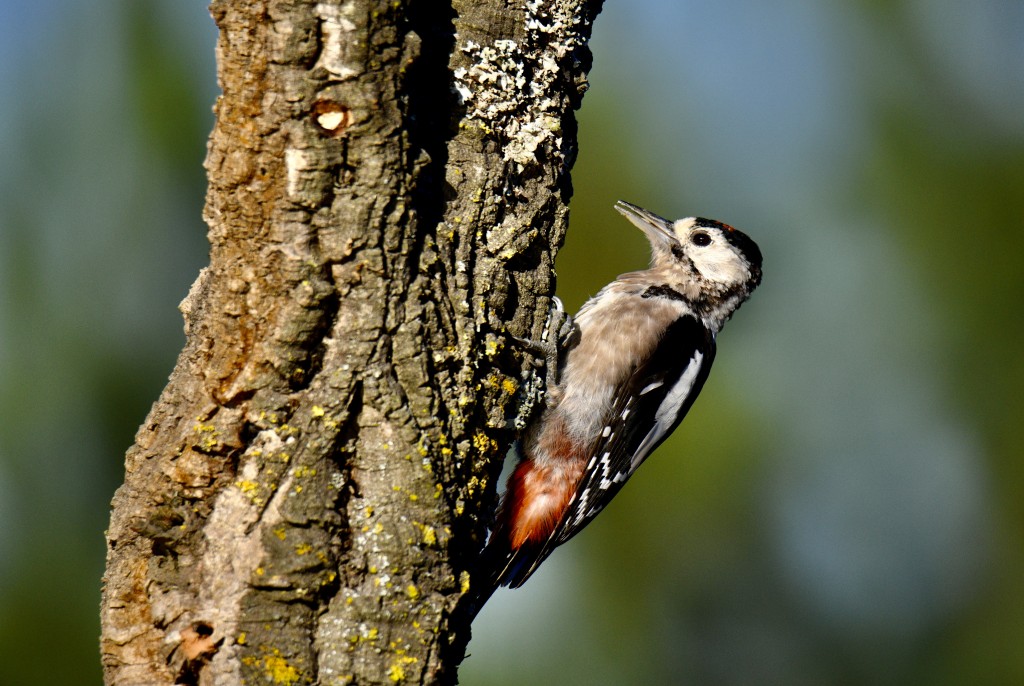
[477,200,762,602]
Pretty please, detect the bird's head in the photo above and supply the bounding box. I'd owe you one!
[615,200,762,294]
[614,200,762,329]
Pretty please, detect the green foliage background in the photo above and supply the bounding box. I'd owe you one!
[1,1,1021,684]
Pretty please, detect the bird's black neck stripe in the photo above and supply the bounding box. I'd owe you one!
[641,284,686,301]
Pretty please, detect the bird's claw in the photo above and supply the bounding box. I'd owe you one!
[512,297,576,399]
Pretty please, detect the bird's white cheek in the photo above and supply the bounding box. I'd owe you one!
[697,254,748,284]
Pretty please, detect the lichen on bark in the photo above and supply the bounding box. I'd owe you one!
[100,1,603,684]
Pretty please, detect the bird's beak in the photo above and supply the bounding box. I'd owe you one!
[614,200,678,250]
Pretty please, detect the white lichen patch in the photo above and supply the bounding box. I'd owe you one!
[453,1,590,170]
[315,2,360,80]
[285,148,318,200]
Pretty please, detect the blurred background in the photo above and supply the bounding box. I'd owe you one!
[1,0,1022,684]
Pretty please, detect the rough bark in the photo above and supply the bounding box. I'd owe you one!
[100,0,602,684]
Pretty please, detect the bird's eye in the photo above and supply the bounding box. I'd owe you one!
[691,232,712,247]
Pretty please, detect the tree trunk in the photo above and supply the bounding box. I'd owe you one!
[100,1,602,684]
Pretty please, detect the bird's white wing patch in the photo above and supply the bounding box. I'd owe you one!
[631,351,704,470]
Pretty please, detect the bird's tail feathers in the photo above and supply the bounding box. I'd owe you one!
[466,528,546,619]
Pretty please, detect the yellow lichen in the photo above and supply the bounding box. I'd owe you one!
[311,405,325,418]
[473,431,498,455]
[263,654,301,686]
[406,584,420,599]
[195,426,220,451]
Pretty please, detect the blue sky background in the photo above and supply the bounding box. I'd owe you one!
[1,1,1022,684]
